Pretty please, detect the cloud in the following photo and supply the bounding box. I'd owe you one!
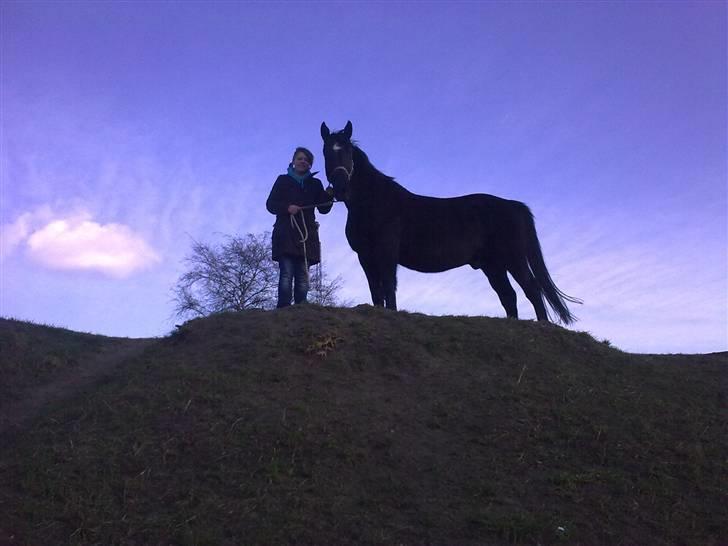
[3,208,160,278]
[0,205,54,258]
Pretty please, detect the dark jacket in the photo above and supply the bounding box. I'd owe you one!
[266,172,333,264]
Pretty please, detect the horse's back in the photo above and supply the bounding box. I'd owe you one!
[397,192,521,272]
[402,192,521,231]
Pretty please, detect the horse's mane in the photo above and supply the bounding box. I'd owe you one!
[351,143,397,185]
[330,129,404,193]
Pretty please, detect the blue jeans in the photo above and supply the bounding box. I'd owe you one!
[277,255,309,308]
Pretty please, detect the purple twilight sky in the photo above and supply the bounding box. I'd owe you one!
[1,1,726,354]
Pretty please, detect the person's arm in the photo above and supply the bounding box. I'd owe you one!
[266,177,291,215]
[315,179,334,214]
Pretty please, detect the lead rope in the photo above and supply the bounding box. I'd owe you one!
[304,167,349,301]
[289,194,340,282]
[289,178,346,286]
[290,210,310,280]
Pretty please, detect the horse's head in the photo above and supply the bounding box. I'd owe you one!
[321,121,354,202]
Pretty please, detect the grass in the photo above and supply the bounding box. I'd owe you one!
[0,305,725,545]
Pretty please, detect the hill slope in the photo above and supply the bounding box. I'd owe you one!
[0,318,152,434]
[0,306,725,545]
[0,318,119,404]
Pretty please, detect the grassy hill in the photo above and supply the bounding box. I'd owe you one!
[0,306,725,545]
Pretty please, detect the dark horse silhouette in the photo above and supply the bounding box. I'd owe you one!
[320,121,581,324]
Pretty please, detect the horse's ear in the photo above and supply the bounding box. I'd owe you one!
[344,120,353,139]
[320,122,330,139]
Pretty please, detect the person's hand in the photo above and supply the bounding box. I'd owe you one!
[287,204,302,215]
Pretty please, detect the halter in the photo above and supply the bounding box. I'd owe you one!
[332,164,353,181]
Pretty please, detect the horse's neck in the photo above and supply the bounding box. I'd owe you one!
[351,170,396,200]
[352,157,399,194]
[349,147,409,211]
[349,176,405,223]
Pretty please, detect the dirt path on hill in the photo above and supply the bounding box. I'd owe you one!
[0,338,156,441]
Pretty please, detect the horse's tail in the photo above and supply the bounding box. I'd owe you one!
[521,206,582,325]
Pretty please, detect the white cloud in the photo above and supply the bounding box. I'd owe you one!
[3,207,160,278]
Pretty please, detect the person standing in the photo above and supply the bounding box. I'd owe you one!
[266,147,333,308]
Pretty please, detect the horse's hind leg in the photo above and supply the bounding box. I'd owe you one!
[380,260,398,310]
[481,263,518,319]
[508,258,549,322]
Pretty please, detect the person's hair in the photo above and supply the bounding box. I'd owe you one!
[292,147,314,165]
